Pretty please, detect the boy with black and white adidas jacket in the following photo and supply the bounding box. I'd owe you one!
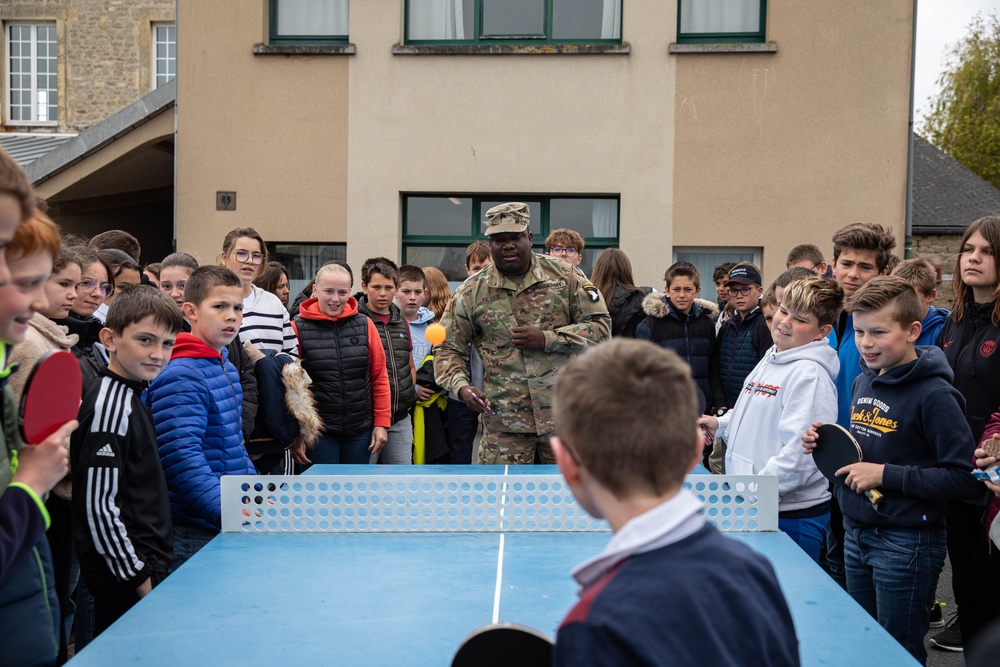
[71,286,183,645]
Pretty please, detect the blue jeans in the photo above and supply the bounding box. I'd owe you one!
[310,430,372,465]
[844,525,946,664]
[169,523,217,573]
[778,513,830,564]
[74,577,96,652]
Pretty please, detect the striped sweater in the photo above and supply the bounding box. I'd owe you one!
[240,285,298,356]
[71,369,173,590]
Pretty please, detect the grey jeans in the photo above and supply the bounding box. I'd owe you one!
[371,414,413,464]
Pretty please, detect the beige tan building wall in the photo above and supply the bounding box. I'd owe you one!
[176,1,676,279]
[175,1,914,289]
[1,0,174,131]
[175,0,350,265]
[346,1,676,284]
[671,0,913,287]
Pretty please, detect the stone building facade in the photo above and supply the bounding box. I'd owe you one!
[911,233,960,308]
[1,0,174,132]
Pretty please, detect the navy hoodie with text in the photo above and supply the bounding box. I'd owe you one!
[838,346,982,530]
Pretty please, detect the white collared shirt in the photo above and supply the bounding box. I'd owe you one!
[571,489,705,590]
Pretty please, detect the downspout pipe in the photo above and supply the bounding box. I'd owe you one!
[904,0,918,259]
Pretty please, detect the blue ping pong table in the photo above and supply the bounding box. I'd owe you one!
[67,466,918,666]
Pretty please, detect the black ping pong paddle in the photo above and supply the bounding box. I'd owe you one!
[813,423,883,506]
[19,350,82,444]
[452,622,553,667]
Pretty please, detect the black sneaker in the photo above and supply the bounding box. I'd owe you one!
[929,616,962,652]
[929,601,945,628]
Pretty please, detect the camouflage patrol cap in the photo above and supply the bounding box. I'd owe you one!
[484,202,530,235]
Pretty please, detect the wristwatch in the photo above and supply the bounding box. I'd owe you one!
[715,408,728,417]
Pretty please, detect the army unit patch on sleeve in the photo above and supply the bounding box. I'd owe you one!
[445,298,453,312]
[584,286,600,303]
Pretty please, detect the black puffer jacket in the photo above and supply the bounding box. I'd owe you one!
[357,298,416,424]
[609,286,653,338]
[57,314,105,393]
[295,301,375,438]
[636,294,718,410]
[710,305,772,411]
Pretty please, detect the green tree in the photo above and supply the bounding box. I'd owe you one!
[924,11,1000,189]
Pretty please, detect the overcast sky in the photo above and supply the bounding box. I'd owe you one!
[914,0,997,129]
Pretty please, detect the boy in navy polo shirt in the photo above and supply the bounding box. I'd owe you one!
[551,339,798,667]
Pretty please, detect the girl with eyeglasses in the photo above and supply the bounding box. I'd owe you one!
[220,227,297,357]
[220,228,298,475]
[57,245,114,393]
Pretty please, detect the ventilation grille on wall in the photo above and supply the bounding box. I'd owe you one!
[216,191,237,211]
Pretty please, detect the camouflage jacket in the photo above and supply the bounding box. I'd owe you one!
[434,253,610,434]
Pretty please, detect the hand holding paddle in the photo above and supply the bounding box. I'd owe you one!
[11,419,75,498]
[452,623,553,667]
[803,422,884,506]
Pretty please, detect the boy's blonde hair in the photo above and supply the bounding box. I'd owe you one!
[779,277,844,327]
[891,258,936,297]
[554,339,696,497]
[846,276,922,328]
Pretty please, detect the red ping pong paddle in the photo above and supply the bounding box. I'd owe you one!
[452,623,553,667]
[813,423,883,506]
[19,350,82,444]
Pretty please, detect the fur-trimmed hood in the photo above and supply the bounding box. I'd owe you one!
[641,293,719,320]
[242,341,322,449]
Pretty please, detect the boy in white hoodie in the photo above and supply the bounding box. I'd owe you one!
[698,276,843,562]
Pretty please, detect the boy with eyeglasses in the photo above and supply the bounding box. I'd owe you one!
[709,263,772,414]
[545,228,585,271]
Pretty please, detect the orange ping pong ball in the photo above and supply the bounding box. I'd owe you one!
[426,323,447,345]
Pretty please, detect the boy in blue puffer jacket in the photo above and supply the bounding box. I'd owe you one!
[147,266,255,571]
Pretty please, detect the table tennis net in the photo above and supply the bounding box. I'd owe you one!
[221,474,777,533]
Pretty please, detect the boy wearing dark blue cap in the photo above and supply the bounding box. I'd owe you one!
[709,263,772,414]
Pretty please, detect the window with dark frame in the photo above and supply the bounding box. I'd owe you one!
[403,195,620,284]
[674,247,761,303]
[676,0,766,44]
[405,0,622,44]
[270,0,350,44]
[266,242,348,299]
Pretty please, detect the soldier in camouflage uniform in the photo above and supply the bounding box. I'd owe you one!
[434,202,611,464]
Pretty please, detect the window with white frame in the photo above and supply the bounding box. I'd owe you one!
[6,22,57,124]
[270,0,349,43]
[674,247,761,302]
[677,0,766,44]
[406,0,621,43]
[153,23,176,89]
